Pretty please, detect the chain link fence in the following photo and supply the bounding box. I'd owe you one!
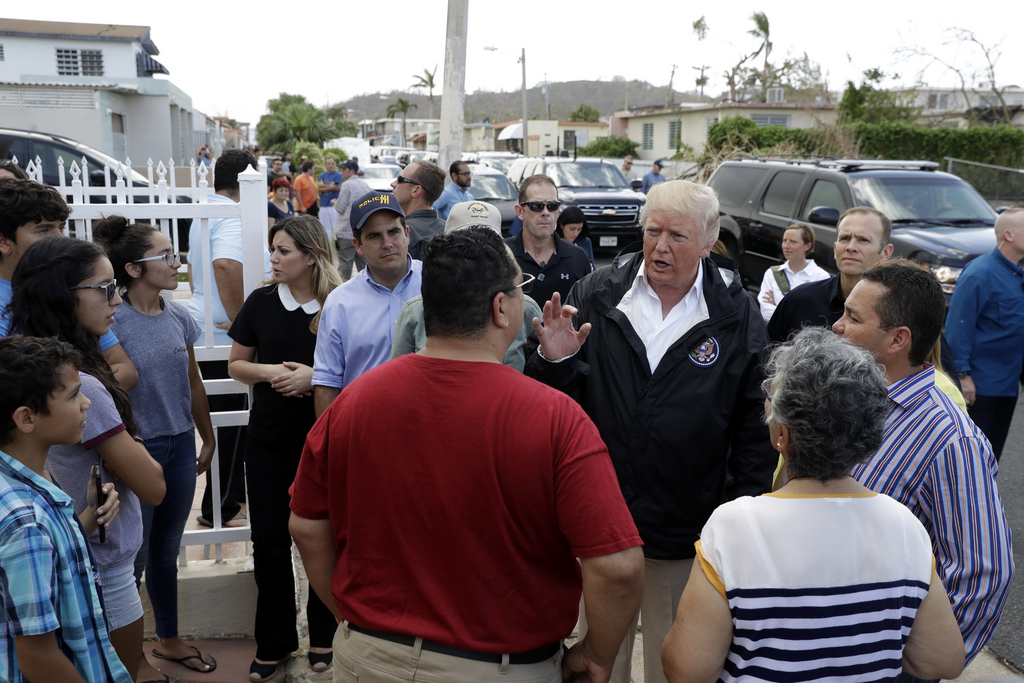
[945,157,1024,208]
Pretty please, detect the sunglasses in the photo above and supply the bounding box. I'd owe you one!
[522,201,561,213]
[516,272,537,295]
[760,379,773,403]
[133,252,180,267]
[70,280,118,301]
[395,175,421,188]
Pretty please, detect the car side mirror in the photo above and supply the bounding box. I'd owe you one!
[808,206,840,226]
[996,206,1011,214]
[89,169,107,186]
[630,179,643,191]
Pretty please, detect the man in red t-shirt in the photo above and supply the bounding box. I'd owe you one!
[290,227,643,683]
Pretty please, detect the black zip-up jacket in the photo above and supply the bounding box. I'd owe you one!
[526,251,775,559]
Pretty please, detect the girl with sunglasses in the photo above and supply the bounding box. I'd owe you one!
[8,236,166,681]
[226,215,341,681]
[94,216,218,679]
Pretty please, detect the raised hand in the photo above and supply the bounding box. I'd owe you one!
[532,291,592,361]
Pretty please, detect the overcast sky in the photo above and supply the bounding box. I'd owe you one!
[9,1,1023,126]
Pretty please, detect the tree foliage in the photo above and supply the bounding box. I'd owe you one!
[256,93,339,153]
[838,69,920,124]
[324,104,359,137]
[578,135,640,158]
[569,103,601,123]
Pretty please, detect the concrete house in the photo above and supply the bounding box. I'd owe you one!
[0,18,196,163]
[897,85,1024,129]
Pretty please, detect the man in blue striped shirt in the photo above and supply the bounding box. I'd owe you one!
[834,261,1013,673]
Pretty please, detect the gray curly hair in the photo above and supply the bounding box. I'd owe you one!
[765,328,889,481]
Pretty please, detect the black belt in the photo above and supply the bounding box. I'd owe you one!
[346,623,561,665]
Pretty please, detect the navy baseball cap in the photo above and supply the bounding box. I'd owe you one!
[350,190,404,232]
[340,159,358,170]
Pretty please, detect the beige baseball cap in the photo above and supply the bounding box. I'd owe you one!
[444,200,502,235]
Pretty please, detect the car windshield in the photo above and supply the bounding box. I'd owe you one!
[547,163,628,189]
[481,158,514,174]
[362,166,400,180]
[849,176,996,224]
[468,174,517,201]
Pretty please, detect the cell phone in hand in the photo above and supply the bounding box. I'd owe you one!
[95,464,105,543]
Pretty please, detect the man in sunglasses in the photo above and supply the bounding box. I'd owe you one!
[504,175,591,307]
[392,159,446,260]
[292,227,643,683]
[527,180,774,683]
[0,178,138,389]
[433,161,474,220]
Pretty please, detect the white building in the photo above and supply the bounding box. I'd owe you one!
[897,85,1024,129]
[0,19,196,163]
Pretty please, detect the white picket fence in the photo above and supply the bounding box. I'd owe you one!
[17,152,269,562]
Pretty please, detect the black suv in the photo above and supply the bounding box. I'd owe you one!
[707,158,998,297]
[507,157,645,252]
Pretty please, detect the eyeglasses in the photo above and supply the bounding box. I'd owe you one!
[133,252,180,267]
[456,171,473,177]
[395,175,421,188]
[516,272,537,295]
[522,201,561,213]
[760,379,773,403]
[70,280,118,301]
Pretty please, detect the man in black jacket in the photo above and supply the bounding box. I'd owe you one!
[527,180,775,683]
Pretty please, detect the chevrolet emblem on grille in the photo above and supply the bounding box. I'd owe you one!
[602,209,616,215]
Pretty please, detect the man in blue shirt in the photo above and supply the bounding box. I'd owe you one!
[318,157,344,243]
[946,207,1024,460]
[0,179,138,389]
[641,160,666,194]
[313,191,422,417]
[433,161,473,220]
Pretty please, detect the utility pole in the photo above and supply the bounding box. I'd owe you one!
[666,64,677,107]
[438,0,468,179]
[520,49,529,156]
[544,72,551,120]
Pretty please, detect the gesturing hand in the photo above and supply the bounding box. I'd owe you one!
[532,291,591,361]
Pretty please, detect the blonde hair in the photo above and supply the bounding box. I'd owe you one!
[267,215,342,333]
[640,180,720,247]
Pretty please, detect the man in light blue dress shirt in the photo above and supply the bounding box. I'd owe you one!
[313,191,423,416]
[433,161,474,220]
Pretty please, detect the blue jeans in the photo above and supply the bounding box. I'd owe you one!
[134,430,197,638]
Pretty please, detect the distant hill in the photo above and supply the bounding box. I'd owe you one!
[337,79,711,124]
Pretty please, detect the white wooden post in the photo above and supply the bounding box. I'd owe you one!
[238,164,268,296]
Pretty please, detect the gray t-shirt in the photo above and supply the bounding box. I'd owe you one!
[47,373,142,570]
[112,297,202,439]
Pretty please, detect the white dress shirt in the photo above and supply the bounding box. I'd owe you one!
[758,259,830,323]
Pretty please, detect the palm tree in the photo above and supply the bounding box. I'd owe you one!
[257,102,338,151]
[748,12,773,101]
[386,98,418,146]
[411,66,438,119]
[325,103,359,137]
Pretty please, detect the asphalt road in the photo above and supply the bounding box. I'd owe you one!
[987,393,1024,670]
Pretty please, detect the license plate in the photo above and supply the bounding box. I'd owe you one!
[599,236,618,247]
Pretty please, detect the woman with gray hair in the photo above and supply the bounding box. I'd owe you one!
[662,327,965,683]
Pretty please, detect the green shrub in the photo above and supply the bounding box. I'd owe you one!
[323,147,349,164]
[578,135,640,158]
[290,141,325,173]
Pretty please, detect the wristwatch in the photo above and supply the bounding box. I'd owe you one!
[958,371,971,379]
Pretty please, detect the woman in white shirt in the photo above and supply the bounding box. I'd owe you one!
[758,222,830,323]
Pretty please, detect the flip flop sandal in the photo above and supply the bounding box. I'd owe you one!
[151,645,217,673]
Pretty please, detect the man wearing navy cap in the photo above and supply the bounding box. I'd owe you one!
[641,160,666,194]
[313,191,422,416]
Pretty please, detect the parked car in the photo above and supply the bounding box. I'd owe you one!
[371,146,416,166]
[0,127,194,252]
[507,157,645,252]
[467,164,518,233]
[475,151,521,175]
[707,158,998,297]
[360,163,402,193]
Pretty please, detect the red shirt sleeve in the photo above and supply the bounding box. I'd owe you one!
[552,399,642,558]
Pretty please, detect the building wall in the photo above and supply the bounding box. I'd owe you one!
[0,87,104,151]
[557,122,609,152]
[463,126,494,152]
[0,35,140,79]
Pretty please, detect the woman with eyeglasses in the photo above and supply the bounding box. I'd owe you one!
[8,236,167,681]
[94,216,218,678]
[226,215,341,681]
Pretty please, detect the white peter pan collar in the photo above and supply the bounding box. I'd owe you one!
[277,284,320,314]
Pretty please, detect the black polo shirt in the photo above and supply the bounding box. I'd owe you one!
[505,232,592,306]
[766,274,844,344]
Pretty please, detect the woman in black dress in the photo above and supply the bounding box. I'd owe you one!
[226,215,341,681]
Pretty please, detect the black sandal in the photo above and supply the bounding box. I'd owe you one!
[249,658,281,682]
[150,645,217,672]
[309,650,332,671]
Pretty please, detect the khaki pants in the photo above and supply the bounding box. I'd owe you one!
[335,238,365,282]
[578,557,693,683]
[333,622,563,683]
